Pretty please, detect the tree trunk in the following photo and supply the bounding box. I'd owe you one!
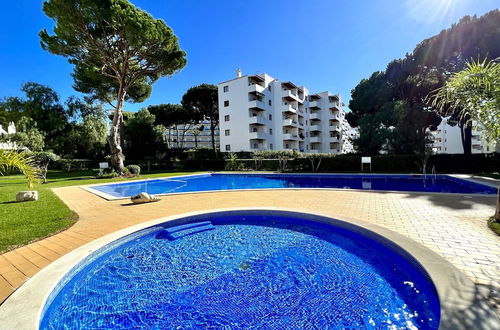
[459,120,472,155]
[109,89,126,171]
[210,118,216,153]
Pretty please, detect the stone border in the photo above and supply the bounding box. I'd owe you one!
[82,172,498,201]
[0,208,498,329]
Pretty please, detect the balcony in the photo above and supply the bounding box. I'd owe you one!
[329,103,340,111]
[329,95,339,102]
[249,132,267,140]
[248,83,265,94]
[309,136,322,143]
[329,125,340,132]
[249,116,266,125]
[282,104,297,114]
[309,101,320,109]
[309,113,321,120]
[282,90,299,101]
[249,100,266,111]
[282,118,299,127]
[329,135,340,141]
[283,133,300,141]
[309,125,321,131]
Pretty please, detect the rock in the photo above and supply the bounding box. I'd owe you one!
[16,191,38,202]
[130,192,160,204]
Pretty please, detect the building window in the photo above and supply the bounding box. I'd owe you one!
[223,86,229,92]
[224,100,229,107]
[270,143,273,150]
[253,143,258,149]
[252,127,258,132]
[269,128,273,135]
[224,115,230,121]
[285,143,290,148]
[225,129,230,136]
[268,100,272,106]
[225,144,231,151]
[269,114,272,120]
[268,85,271,91]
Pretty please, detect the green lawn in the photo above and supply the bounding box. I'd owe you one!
[0,170,201,253]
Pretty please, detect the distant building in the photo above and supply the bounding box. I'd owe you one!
[429,117,499,154]
[164,120,220,150]
[217,70,350,154]
[0,122,18,150]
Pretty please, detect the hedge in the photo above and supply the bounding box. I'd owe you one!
[223,153,499,173]
[55,153,498,174]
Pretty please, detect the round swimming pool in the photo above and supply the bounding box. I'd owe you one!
[40,212,440,329]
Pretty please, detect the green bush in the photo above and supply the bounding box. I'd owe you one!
[126,164,141,175]
[95,167,119,178]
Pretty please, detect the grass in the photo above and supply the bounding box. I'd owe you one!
[488,216,500,236]
[0,170,201,253]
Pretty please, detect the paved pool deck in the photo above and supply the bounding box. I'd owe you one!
[0,182,499,314]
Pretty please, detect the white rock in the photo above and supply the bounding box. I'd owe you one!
[130,192,160,204]
[16,191,38,202]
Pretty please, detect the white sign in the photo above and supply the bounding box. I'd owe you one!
[361,157,371,164]
[99,162,109,169]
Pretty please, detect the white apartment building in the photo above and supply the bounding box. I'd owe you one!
[218,71,349,154]
[0,122,19,150]
[429,117,499,154]
[164,120,219,150]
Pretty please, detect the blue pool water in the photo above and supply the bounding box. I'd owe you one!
[41,212,440,329]
[90,173,496,198]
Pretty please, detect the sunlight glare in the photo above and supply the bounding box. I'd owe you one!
[404,0,467,24]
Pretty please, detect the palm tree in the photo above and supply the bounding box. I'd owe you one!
[432,58,500,141]
[433,59,500,222]
[0,149,39,189]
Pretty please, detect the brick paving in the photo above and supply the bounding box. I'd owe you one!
[0,185,499,312]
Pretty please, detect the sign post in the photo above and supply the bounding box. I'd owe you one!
[361,157,371,173]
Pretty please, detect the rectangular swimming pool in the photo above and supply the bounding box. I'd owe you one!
[86,173,497,199]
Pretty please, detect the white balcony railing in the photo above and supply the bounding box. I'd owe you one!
[283,133,300,141]
[249,116,266,125]
[309,101,320,109]
[309,136,322,143]
[248,100,266,110]
[282,104,297,113]
[249,132,267,140]
[309,113,321,120]
[248,84,265,94]
[282,118,299,127]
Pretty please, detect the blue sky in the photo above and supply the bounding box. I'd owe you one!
[0,0,498,111]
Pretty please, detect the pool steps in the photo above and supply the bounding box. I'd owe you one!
[156,221,215,240]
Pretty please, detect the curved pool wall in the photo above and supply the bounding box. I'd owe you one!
[40,213,440,329]
[84,173,498,200]
[0,209,498,329]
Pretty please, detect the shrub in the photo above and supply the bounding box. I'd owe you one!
[303,153,336,172]
[127,164,141,175]
[95,167,119,178]
[30,151,60,183]
[225,153,241,171]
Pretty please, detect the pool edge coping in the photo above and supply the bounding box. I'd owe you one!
[0,207,497,329]
[79,172,499,201]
